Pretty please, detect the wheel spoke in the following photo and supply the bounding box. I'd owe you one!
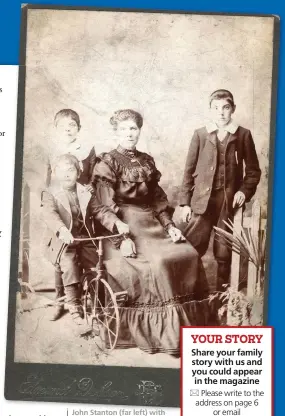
[96,316,117,337]
[101,310,116,320]
[107,325,113,346]
[97,297,104,309]
[84,275,119,351]
[105,300,113,308]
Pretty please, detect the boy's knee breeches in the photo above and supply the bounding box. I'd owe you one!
[58,241,98,287]
[184,213,232,261]
[184,190,232,262]
[59,250,81,286]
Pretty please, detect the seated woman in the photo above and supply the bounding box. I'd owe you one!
[91,109,211,356]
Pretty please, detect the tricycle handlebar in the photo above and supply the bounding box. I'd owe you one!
[73,233,123,242]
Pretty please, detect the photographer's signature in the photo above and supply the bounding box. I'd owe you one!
[19,373,128,402]
[18,373,163,405]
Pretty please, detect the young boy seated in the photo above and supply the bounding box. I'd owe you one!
[41,154,121,324]
[179,89,261,291]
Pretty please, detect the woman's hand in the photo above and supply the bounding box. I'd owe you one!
[168,226,186,243]
[58,227,74,244]
[180,205,192,223]
[120,238,136,258]
[115,220,130,236]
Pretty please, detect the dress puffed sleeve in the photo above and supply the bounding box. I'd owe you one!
[90,155,123,247]
[92,155,120,214]
[86,146,97,186]
[146,157,175,230]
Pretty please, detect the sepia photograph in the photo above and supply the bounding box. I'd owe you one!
[7,5,277,377]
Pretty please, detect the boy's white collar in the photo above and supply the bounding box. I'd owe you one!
[206,120,239,134]
[68,139,81,150]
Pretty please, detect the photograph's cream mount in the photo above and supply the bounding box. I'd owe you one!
[4,4,279,407]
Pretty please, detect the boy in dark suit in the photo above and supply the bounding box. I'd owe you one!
[179,89,261,291]
[41,154,120,324]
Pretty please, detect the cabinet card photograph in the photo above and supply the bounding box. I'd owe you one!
[5,4,279,407]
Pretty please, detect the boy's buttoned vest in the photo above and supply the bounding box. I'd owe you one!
[212,134,230,190]
[179,125,261,215]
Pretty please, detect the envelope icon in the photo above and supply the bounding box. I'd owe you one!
[190,389,199,396]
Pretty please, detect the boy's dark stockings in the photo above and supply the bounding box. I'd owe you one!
[65,283,84,324]
[49,268,65,321]
[216,261,231,292]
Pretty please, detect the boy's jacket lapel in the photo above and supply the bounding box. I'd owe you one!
[207,131,217,147]
[54,189,71,217]
[207,131,237,146]
[227,132,238,144]
[51,183,91,223]
[42,183,93,266]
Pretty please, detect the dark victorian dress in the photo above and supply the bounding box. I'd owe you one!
[92,145,212,355]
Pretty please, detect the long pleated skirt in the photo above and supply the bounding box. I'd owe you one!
[104,204,216,355]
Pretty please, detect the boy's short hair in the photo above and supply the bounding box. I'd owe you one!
[53,154,81,174]
[209,89,235,108]
[54,109,81,128]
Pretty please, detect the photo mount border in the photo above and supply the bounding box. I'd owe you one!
[4,4,280,408]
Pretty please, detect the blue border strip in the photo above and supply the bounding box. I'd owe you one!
[1,1,284,414]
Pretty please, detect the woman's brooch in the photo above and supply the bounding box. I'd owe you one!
[131,168,140,179]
